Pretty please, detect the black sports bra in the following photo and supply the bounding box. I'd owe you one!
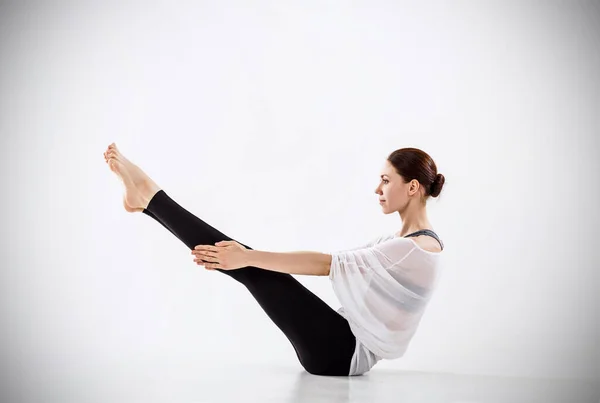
[403,229,444,251]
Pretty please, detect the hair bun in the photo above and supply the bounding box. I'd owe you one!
[430,173,445,198]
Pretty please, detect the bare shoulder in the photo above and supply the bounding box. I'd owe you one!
[410,235,442,253]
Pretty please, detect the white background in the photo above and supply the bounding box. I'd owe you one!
[1,0,598,398]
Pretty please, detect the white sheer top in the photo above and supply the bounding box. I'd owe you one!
[328,230,444,375]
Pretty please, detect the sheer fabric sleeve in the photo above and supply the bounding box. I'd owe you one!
[328,237,441,358]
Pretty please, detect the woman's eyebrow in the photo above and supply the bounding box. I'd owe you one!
[380,175,388,178]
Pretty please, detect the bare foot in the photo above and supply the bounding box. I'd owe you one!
[106,158,148,212]
[104,143,161,212]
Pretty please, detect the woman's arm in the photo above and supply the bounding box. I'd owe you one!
[245,250,332,276]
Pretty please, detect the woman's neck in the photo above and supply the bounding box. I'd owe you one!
[396,206,432,237]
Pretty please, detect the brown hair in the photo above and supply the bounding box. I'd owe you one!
[387,147,445,200]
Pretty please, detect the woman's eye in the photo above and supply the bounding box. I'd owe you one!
[382,179,389,184]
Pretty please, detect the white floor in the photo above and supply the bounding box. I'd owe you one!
[6,359,599,403]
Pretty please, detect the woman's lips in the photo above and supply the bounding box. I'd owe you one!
[379,200,385,203]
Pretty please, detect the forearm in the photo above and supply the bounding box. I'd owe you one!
[245,250,332,276]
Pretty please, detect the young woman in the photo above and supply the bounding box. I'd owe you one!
[103,143,445,377]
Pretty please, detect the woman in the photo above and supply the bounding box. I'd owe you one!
[103,143,445,377]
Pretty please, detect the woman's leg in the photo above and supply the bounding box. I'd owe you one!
[142,189,356,376]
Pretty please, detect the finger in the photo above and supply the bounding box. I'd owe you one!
[194,254,216,262]
[195,257,218,264]
[192,251,218,260]
[195,245,215,251]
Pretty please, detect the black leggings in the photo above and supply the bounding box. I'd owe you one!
[141,189,357,376]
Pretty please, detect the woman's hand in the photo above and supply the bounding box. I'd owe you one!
[191,240,249,271]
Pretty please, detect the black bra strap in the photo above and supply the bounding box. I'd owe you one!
[404,229,444,250]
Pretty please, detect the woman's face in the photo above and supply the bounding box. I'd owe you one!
[374,161,421,213]
[375,161,404,213]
